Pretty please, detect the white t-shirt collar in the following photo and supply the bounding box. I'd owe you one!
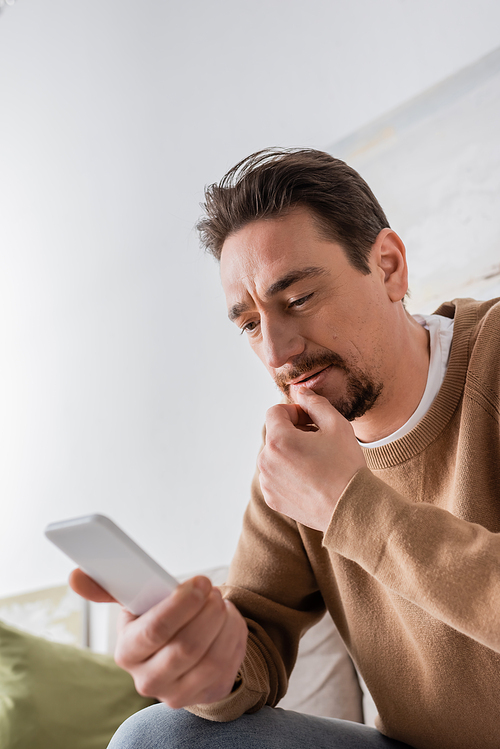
[361,313,454,449]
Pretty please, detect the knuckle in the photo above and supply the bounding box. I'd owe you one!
[264,434,281,452]
[265,404,280,420]
[203,589,225,622]
[141,617,171,650]
[210,587,225,608]
[116,608,133,632]
[172,636,200,663]
[114,645,128,670]
[162,693,184,710]
[114,634,135,669]
[133,673,158,698]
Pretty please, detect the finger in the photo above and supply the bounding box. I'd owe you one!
[275,403,314,427]
[69,568,117,603]
[131,587,229,701]
[142,587,227,683]
[265,404,307,438]
[166,600,248,708]
[115,576,212,666]
[294,386,340,428]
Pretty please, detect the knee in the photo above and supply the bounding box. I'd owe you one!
[107,703,195,748]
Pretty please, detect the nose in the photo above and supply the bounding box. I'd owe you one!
[260,316,305,370]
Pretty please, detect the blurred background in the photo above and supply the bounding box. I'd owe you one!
[1,0,500,598]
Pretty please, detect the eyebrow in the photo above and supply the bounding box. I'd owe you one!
[228,266,329,322]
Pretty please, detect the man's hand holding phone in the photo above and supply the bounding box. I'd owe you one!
[70,567,247,708]
[46,515,248,709]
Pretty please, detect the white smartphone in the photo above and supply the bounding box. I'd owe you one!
[45,514,179,616]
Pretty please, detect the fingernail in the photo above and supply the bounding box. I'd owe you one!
[192,576,211,597]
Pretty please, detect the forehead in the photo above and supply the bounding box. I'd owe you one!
[220,207,348,303]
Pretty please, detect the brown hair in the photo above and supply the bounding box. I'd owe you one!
[197,148,390,274]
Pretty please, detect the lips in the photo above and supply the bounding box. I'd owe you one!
[289,364,333,387]
[275,350,348,395]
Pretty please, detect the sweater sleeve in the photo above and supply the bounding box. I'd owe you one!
[187,469,326,722]
[325,466,500,653]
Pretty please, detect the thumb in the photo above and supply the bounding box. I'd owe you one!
[69,568,117,603]
[294,386,339,429]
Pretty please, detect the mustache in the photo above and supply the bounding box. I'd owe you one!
[275,350,348,391]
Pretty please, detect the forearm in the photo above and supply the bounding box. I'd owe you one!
[326,467,500,653]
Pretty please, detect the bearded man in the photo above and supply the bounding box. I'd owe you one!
[73,149,500,749]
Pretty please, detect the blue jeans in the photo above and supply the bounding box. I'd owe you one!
[107,704,414,748]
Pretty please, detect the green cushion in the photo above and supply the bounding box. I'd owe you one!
[0,619,155,749]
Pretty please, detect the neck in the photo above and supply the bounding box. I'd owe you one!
[354,313,430,444]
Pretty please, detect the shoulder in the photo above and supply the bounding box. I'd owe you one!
[467,298,500,359]
[457,298,500,409]
[434,296,500,323]
[434,298,500,406]
[434,296,500,348]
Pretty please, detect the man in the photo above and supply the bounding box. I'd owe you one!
[72,149,500,749]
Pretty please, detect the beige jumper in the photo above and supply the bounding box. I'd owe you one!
[191,297,500,749]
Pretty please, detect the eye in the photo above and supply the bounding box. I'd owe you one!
[289,293,313,309]
[239,320,259,336]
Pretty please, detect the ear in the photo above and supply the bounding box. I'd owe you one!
[371,229,408,303]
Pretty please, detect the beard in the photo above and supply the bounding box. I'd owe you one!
[275,349,383,422]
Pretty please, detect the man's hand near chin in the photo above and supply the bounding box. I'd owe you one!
[258,387,366,532]
[69,569,248,708]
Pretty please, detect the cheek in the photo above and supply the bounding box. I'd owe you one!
[324,295,375,337]
[309,310,340,346]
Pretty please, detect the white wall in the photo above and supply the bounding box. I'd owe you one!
[1,0,500,597]
[328,47,500,313]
